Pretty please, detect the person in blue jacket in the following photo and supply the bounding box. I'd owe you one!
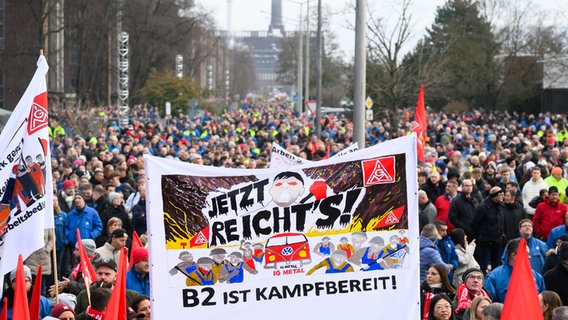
[546,212,568,249]
[484,238,545,303]
[0,265,53,319]
[500,219,548,274]
[65,193,103,245]
[435,220,459,282]
[419,224,450,282]
[126,247,150,295]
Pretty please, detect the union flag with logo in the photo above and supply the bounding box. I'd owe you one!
[0,55,53,277]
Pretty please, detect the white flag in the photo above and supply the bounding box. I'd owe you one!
[0,55,53,277]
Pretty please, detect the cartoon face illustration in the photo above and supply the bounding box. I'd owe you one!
[389,235,400,246]
[228,252,242,265]
[180,252,193,264]
[269,172,305,207]
[331,251,347,267]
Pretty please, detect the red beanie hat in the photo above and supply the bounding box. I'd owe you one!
[131,247,149,265]
[52,303,76,317]
[62,179,74,190]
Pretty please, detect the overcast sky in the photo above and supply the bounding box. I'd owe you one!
[195,0,568,62]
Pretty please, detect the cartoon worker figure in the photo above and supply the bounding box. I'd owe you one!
[219,252,258,283]
[348,236,387,271]
[269,171,305,207]
[351,232,368,251]
[209,248,228,283]
[26,155,45,195]
[169,251,197,277]
[380,235,409,269]
[313,236,335,257]
[337,236,355,258]
[17,159,40,203]
[186,257,216,286]
[240,240,256,271]
[306,250,354,275]
[253,243,265,263]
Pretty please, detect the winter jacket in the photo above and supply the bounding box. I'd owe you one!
[471,197,505,244]
[94,242,122,264]
[57,190,76,213]
[542,248,560,275]
[126,266,150,295]
[453,243,479,288]
[521,178,548,215]
[543,263,568,306]
[547,224,568,249]
[502,201,527,242]
[422,180,446,203]
[449,193,479,238]
[131,199,147,236]
[437,236,459,282]
[65,205,103,245]
[484,261,545,303]
[54,211,68,250]
[419,236,449,282]
[24,230,53,276]
[435,193,456,231]
[101,204,132,236]
[533,198,568,240]
[420,201,438,225]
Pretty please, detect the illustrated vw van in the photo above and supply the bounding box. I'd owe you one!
[264,232,311,269]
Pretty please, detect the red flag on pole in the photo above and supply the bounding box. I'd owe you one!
[1,297,8,320]
[129,231,143,268]
[412,85,427,163]
[501,238,543,320]
[13,255,30,320]
[105,247,128,320]
[76,229,97,285]
[29,265,42,320]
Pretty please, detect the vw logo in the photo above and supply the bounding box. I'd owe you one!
[281,246,293,256]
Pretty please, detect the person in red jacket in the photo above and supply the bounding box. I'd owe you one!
[533,186,568,241]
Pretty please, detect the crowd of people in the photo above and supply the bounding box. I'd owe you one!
[2,99,568,319]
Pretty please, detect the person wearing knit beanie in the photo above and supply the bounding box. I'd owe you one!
[51,303,76,318]
[126,247,150,295]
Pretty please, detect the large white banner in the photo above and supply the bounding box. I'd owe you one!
[145,135,419,319]
[0,56,53,276]
[270,143,359,168]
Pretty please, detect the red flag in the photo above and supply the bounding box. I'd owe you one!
[1,297,8,320]
[76,229,97,285]
[501,238,543,320]
[412,85,427,162]
[105,247,128,320]
[29,265,42,320]
[129,231,143,268]
[13,255,30,320]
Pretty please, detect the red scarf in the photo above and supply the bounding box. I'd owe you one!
[422,291,434,320]
[86,306,105,320]
[456,283,490,314]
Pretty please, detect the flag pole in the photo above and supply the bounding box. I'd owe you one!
[51,228,59,304]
